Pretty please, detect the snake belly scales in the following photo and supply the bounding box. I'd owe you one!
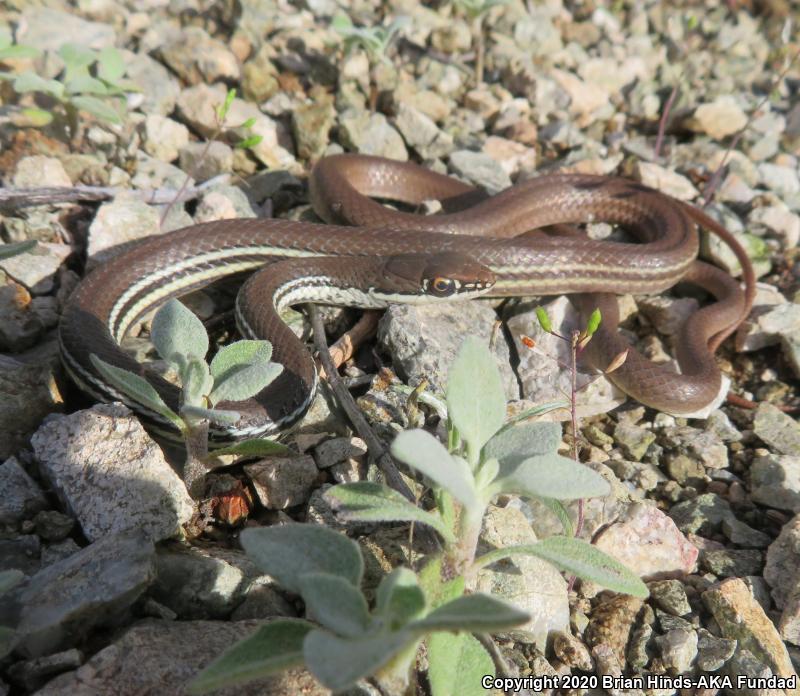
[59,154,756,443]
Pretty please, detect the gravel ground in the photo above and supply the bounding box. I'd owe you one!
[0,0,799,694]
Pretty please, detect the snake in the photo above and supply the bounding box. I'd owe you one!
[58,154,755,443]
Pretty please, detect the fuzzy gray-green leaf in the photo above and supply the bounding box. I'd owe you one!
[484,421,562,466]
[180,404,241,426]
[211,438,290,457]
[427,632,494,696]
[0,240,36,260]
[297,572,370,638]
[208,361,282,406]
[97,46,125,83]
[70,95,123,124]
[13,71,64,98]
[209,340,273,383]
[89,355,183,429]
[446,337,506,455]
[391,430,477,511]
[410,593,529,634]
[151,298,208,365]
[187,619,312,694]
[181,357,212,407]
[375,567,426,629]
[494,453,610,500]
[324,482,455,543]
[240,525,363,594]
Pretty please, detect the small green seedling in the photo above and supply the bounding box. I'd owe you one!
[91,298,287,496]
[0,240,37,260]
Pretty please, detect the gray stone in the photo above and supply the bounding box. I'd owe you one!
[737,302,800,352]
[686,96,747,140]
[313,437,367,469]
[702,548,764,578]
[33,619,328,696]
[0,535,41,575]
[12,156,72,188]
[394,103,454,159]
[696,627,737,671]
[669,493,765,549]
[291,98,336,161]
[5,648,82,692]
[30,403,194,543]
[750,454,800,512]
[0,243,71,295]
[764,513,800,609]
[476,505,569,650]
[178,141,234,182]
[0,357,61,460]
[378,301,518,400]
[648,579,691,616]
[0,457,48,525]
[634,162,698,201]
[141,114,190,164]
[448,150,512,195]
[655,627,698,674]
[0,530,155,658]
[244,456,318,509]
[157,26,240,85]
[86,194,161,262]
[123,51,181,117]
[614,422,656,461]
[338,110,408,161]
[19,7,116,50]
[32,511,74,542]
[758,163,800,198]
[150,544,279,620]
[194,185,259,223]
[40,539,80,567]
[754,402,800,456]
[660,425,728,470]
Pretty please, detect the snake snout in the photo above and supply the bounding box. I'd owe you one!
[421,252,496,298]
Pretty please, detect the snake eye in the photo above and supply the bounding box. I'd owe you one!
[430,277,456,296]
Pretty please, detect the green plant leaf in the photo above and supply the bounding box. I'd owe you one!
[65,74,108,95]
[297,572,370,638]
[390,430,478,511]
[210,340,273,382]
[535,306,552,333]
[211,438,290,457]
[417,555,465,610]
[89,354,183,429]
[240,524,363,594]
[187,619,312,695]
[216,87,236,122]
[58,43,96,71]
[0,240,36,260]
[375,567,426,630]
[331,13,354,32]
[181,357,213,408]
[484,421,562,465]
[446,337,506,458]
[70,95,123,124]
[180,404,241,426]
[13,71,64,98]
[97,46,125,83]
[0,44,39,60]
[324,482,455,543]
[427,632,494,696]
[536,497,574,537]
[235,134,264,150]
[150,298,209,365]
[487,537,649,598]
[503,401,569,426]
[584,308,602,337]
[208,361,283,406]
[304,628,417,692]
[20,108,54,126]
[410,593,529,633]
[493,453,610,500]
[0,570,25,596]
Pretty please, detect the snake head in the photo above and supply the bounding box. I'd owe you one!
[380,252,495,300]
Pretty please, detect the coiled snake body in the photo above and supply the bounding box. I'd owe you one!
[59,154,755,442]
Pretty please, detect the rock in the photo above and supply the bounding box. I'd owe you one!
[764,513,800,609]
[378,301,518,400]
[394,102,454,160]
[687,96,748,140]
[0,357,61,460]
[0,530,155,658]
[656,627,698,674]
[178,141,234,182]
[0,243,71,295]
[670,493,769,548]
[705,410,743,443]
[291,98,336,161]
[142,115,190,164]
[338,110,408,161]
[123,51,181,117]
[12,156,72,188]
[507,297,625,419]
[18,7,116,50]
[750,454,800,512]
[702,578,797,683]
[736,302,800,371]
[0,457,48,525]
[132,151,192,192]
[40,539,80,567]
[86,193,161,262]
[753,402,800,456]
[696,627,737,671]
[157,26,240,85]
[660,425,728,471]
[778,585,800,646]
[550,68,610,124]
[30,403,194,543]
[448,150,512,195]
[726,648,786,696]
[241,45,280,103]
[312,437,367,469]
[613,422,656,461]
[634,162,698,200]
[749,204,800,249]
[648,579,691,616]
[585,594,644,665]
[0,535,41,575]
[33,619,327,696]
[758,162,800,199]
[150,544,284,620]
[593,503,698,580]
[32,510,74,542]
[701,548,764,577]
[243,456,318,509]
[475,505,569,650]
[5,648,83,692]
[552,630,593,671]
[482,136,537,178]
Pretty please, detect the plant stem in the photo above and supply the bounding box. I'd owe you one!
[183,420,210,499]
[472,16,485,85]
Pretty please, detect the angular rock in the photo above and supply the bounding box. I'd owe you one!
[338,110,408,161]
[448,149,512,194]
[86,193,161,262]
[0,457,48,525]
[754,402,800,456]
[142,115,189,164]
[244,456,318,509]
[31,403,194,543]
[764,513,800,609]
[655,627,698,674]
[750,453,800,512]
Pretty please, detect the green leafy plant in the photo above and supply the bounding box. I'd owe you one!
[91,298,287,498]
[0,39,136,140]
[190,337,647,695]
[0,569,25,659]
[0,239,37,260]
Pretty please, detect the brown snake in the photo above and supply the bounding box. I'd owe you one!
[59,154,755,442]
